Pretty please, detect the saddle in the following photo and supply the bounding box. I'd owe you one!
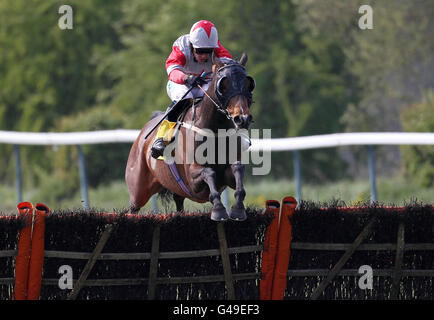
[154,97,203,161]
[153,98,203,197]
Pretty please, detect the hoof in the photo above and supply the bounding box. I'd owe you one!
[229,206,247,221]
[211,207,229,221]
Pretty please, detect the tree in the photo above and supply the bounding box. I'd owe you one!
[295,0,434,179]
[400,90,434,188]
[33,105,130,202]
[0,0,122,186]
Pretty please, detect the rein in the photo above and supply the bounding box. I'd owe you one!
[197,84,234,122]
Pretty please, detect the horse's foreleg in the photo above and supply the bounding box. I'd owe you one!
[200,167,229,221]
[228,161,247,221]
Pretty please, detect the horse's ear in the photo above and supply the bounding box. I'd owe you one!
[239,52,248,66]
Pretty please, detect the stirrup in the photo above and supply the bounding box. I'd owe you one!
[151,138,165,159]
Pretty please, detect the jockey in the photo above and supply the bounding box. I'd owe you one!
[151,20,233,159]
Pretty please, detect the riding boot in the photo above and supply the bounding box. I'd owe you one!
[151,119,177,159]
[151,99,192,159]
[151,137,166,159]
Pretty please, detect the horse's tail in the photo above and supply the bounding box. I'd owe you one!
[158,188,173,208]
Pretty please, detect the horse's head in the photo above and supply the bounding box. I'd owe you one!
[211,52,255,129]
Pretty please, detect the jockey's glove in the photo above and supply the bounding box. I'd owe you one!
[185,74,207,87]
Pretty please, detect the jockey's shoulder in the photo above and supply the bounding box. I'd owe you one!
[172,34,191,50]
[171,34,232,61]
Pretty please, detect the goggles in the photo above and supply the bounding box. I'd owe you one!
[194,48,214,55]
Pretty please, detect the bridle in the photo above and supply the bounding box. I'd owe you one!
[197,83,232,120]
[197,63,255,124]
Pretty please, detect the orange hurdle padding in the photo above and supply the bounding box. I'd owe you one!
[27,203,49,300]
[271,196,297,300]
[260,200,281,300]
[15,202,34,300]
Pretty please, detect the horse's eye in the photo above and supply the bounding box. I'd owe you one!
[245,76,255,92]
[217,76,229,95]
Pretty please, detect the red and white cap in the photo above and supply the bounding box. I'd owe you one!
[189,20,219,48]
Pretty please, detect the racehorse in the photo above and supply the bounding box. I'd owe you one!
[125,52,255,221]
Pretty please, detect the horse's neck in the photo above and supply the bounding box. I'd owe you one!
[196,103,216,129]
[192,93,226,131]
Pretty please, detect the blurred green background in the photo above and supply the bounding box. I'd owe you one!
[0,0,433,213]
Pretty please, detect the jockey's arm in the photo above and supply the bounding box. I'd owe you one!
[165,39,233,85]
[166,46,187,84]
[168,69,189,84]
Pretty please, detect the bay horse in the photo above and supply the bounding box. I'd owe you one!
[125,52,255,221]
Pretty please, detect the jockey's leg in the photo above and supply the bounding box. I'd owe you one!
[151,101,176,159]
[151,81,210,159]
[151,81,186,159]
[167,80,211,101]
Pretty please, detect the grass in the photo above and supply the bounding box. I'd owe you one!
[242,175,433,207]
[0,175,432,215]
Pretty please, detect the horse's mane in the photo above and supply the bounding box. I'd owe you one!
[150,110,164,120]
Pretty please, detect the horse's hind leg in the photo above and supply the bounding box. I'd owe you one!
[130,205,141,214]
[129,180,162,214]
[173,194,185,212]
[128,189,152,214]
[126,161,163,214]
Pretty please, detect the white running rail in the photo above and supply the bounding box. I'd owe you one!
[1,130,433,149]
[1,130,432,208]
